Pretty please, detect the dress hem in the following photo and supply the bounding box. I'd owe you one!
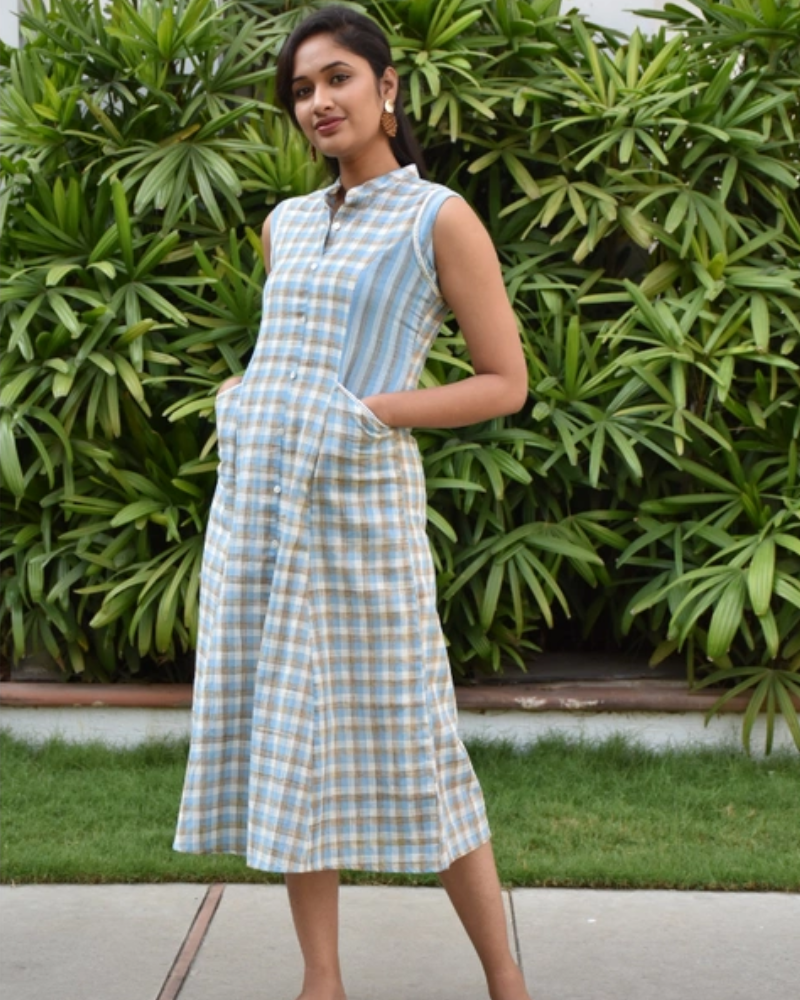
[172,832,492,875]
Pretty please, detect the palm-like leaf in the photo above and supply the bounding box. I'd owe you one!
[1,0,798,750]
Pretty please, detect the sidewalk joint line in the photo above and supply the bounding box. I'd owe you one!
[507,888,525,978]
[155,883,225,1000]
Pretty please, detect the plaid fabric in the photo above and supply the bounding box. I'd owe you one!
[173,166,490,872]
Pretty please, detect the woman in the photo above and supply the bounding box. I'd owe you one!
[174,7,530,1000]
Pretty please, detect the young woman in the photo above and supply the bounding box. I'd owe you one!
[174,8,530,1000]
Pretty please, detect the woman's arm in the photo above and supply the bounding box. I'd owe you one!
[363,197,527,428]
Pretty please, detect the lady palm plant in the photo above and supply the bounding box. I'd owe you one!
[1,0,798,750]
[0,0,289,676]
[373,0,800,747]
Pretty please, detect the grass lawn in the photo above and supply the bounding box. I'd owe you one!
[2,731,798,890]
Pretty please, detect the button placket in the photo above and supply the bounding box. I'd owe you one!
[324,207,345,252]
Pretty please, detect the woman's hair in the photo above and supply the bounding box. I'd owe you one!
[275,6,427,178]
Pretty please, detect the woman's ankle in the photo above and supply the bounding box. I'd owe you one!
[486,961,531,1000]
[299,967,346,995]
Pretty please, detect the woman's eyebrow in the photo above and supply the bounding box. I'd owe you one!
[291,61,355,84]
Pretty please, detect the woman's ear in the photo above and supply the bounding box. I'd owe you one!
[380,66,399,103]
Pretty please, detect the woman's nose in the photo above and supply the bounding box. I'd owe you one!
[312,84,334,112]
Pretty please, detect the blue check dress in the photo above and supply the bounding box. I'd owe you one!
[173,165,490,872]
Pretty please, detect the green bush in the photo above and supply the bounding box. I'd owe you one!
[1,0,799,752]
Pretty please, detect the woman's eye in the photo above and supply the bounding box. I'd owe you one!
[294,86,311,100]
[331,74,350,84]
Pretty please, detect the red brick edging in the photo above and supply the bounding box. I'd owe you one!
[1,679,786,714]
[0,683,193,708]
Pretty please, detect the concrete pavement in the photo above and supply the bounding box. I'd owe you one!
[1,884,797,1000]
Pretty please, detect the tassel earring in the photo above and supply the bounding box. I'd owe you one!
[380,99,398,138]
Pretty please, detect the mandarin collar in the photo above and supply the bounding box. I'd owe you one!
[323,164,418,210]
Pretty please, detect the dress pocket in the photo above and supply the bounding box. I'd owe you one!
[215,381,241,494]
[334,381,393,436]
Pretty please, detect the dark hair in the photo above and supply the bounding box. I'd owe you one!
[275,6,427,179]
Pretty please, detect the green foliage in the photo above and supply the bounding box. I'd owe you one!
[0,0,322,678]
[2,0,799,751]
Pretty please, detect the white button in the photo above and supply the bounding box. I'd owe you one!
[310,262,318,271]
[332,221,341,231]
[270,538,278,547]
[273,485,281,494]
[289,371,297,380]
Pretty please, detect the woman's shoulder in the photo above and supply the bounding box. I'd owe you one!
[405,176,465,234]
[265,189,327,250]
[270,188,326,220]
[404,172,462,205]
[408,180,467,234]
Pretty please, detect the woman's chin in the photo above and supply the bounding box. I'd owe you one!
[316,138,347,159]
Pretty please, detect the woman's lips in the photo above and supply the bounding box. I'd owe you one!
[315,118,344,135]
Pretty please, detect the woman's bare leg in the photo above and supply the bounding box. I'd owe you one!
[439,841,531,1000]
[285,871,347,1000]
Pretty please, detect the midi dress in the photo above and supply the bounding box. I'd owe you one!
[173,164,490,873]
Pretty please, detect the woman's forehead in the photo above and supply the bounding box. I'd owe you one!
[292,35,363,79]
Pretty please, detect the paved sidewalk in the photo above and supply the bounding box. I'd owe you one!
[1,884,797,1000]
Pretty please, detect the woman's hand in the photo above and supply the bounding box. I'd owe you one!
[217,375,243,396]
[361,394,391,425]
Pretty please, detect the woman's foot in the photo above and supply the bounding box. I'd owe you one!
[488,963,532,1000]
[294,980,347,1000]
[295,991,346,1000]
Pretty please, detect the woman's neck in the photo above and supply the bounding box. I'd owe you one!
[337,145,401,197]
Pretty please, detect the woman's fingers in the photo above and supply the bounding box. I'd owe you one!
[218,376,243,396]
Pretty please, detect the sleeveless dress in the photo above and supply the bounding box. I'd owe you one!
[173,164,490,873]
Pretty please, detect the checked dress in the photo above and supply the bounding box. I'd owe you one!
[173,164,490,873]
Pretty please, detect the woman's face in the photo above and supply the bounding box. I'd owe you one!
[290,34,397,162]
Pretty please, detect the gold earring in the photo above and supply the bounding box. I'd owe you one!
[381,99,398,138]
